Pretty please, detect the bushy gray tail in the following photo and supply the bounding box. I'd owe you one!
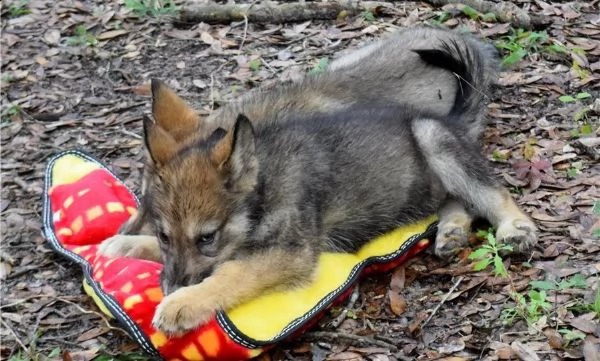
[413,37,501,140]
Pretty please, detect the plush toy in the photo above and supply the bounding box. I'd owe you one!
[42,150,436,361]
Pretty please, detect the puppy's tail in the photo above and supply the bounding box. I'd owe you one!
[413,37,500,140]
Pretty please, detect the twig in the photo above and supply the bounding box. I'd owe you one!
[305,331,399,352]
[421,276,464,328]
[179,1,391,25]
[1,319,29,354]
[52,298,125,333]
[0,295,46,310]
[239,14,249,51]
[120,128,142,139]
[330,285,360,328]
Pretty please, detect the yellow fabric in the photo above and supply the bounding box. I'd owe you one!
[227,216,436,340]
[52,154,99,185]
[83,278,114,318]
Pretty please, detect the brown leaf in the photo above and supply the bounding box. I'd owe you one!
[200,31,216,45]
[495,346,516,359]
[531,211,579,222]
[388,290,407,316]
[327,351,363,360]
[390,266,405,292]
[165,29,199,40]
[44,29,61,45]
[76,327,110,342]
[65,348,100,361]
[583,341,599,361]
[543,328,563,349]
[96,30,129,40]
[132,83,151,96]
[510,341,541,361]
[569,315,599,334]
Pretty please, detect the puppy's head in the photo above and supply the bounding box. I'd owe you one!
[144,113,258,295]
[120,79,201,236]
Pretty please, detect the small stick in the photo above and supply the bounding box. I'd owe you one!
[1,319,29,353]
[421,276,464,328]
[306,331,398,352]
[330,285,360,328]
[239,14,249,51]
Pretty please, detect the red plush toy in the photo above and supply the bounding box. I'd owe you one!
[43,150,435,361]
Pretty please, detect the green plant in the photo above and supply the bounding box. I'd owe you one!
[67,25,98,47]
[6,0,31,18]
[308,57,329,75]
[7,343,60,361]
[248,58,261,72]
[559,92,592,103]
[559,328,586,346]
[468,229,513,277]
[570,123,594,138]
[530,273,587,292]
[361,10,376,22]
[124,0,179,18]
[495,29,553,66]
[502,289,553,326]
[1,74,15,84]
[428,11,452,25]
[1,104,21,122]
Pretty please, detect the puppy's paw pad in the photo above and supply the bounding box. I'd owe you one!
[435,223,470,258]
[496,218,537,254]
[152,291,215,334]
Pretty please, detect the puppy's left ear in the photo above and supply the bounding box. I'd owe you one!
[143,116,178,168]
[210,114,258,193]
[151,79,200,142]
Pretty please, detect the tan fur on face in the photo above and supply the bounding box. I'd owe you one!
[154,153,231,237]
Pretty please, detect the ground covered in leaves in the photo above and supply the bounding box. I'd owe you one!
[1,0,599,360]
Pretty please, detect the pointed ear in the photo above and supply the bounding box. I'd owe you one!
[151,79,199,142]
[143,116,178,167]
[211,114,258,193]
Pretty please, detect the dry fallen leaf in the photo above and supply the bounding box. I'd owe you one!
[96,29,129,40]
[388,290,407,316]
[583,340,599,361]
[132,83,151,96]
[44,29,61,44]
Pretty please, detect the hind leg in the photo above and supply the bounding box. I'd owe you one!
[435,198,473,258]
[413,119,537,255]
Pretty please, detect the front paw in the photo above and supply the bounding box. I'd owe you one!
[98,235,161,262]
[152,286,217,334]
[496,218,538,254]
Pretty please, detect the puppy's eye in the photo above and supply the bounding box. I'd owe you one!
[158,231,169,245]
[196,231,217,245]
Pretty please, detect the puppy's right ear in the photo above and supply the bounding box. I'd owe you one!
[151,79,199,142]
[210,114,258,193]
[143,115,178,168]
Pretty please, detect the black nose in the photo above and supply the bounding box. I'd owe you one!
[160,271,191,295]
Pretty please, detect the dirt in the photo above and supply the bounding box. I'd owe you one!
[1,0,599,360]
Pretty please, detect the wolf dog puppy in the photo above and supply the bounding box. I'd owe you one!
[143,93,536,334]
[100,26,502,260]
